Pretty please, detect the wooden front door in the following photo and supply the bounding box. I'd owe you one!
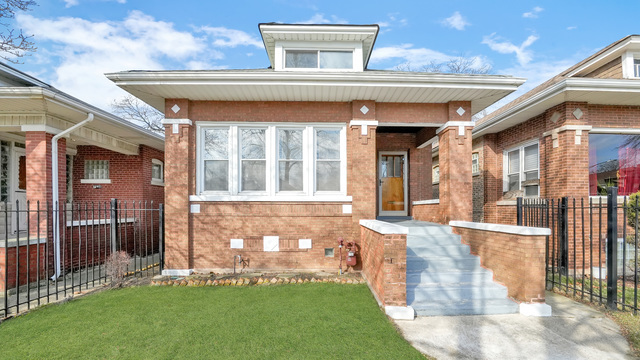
[378,152,408,216]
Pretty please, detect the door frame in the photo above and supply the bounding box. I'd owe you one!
[12,146,26,234]
[377,151,408,217]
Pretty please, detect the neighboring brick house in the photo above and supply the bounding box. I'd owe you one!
[473,35,640,224]
[108,23,524,275]
[0,61,164,290]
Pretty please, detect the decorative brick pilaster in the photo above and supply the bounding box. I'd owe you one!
[25,131,66,234]
[163,99,192,271]
[437,102,474,222]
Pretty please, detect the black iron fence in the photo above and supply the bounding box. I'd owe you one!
[517,188,640,312]
[1,199,164,318]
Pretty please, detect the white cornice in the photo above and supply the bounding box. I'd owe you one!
[162,118,192,125]
[436,121,474,135]
[349,120,378,136]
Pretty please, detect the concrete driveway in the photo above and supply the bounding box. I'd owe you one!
[394,291,634,360]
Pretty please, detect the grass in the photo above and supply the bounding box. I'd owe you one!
[609,311,640,358]
[0,284,424,359]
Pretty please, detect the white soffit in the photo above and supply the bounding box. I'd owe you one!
[473,78,640,137]
[107,70,525,115]
[0,87,164,151]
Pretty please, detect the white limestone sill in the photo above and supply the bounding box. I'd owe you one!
[360,219,409,235]
[413,199,439,205]
[450,221,551,236]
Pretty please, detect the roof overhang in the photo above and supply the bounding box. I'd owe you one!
[106,70,525,115]
[258,23,379,70]
[0,87,164,153]
[473,78,640,137]
[566,35,640,77]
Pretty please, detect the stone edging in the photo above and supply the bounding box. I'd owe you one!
[151,276,366,287]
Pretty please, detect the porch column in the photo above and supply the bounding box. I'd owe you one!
[162,99,192,274]
[349,100,378,242]
[25,131,66,233]
[437,102,474,222]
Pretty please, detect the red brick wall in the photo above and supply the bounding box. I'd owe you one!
[72,145,164,203]
[453,225,546,302]
[360,225,407,306]
[413,203,447,223]
[0,244,47,291]
[191,203,352,271]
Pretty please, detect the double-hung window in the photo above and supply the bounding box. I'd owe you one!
[197,123,346,201]
[504,142,539,196]
[285,50,353,70]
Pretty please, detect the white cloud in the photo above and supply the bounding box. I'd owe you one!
[567,26,577,30]
[200,26,262,48]
[370,44,490,72]
[484,58,576,115]
[65,0,126,7]
[482,33,539,66]
[523,6,544,18]
[441,11,470,31]
[16,11,206,110]
[378,13,408,33]
[296,13,348,24]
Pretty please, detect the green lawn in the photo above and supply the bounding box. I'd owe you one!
[0,284,424,359]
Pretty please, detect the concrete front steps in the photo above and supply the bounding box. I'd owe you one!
[399,221,518,316]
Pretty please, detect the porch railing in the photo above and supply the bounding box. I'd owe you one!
[1,199,164,318]
[517,188,640,313]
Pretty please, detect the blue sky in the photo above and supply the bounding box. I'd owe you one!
[7,0,640,113]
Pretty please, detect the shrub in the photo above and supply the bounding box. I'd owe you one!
[106,251,131,288]
[627,191,640,228]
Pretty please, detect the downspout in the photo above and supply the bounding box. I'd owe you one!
[51,113,94,279]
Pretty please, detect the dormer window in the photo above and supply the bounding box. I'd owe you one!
[285,50,353,70]
[259,24,378,73]
[622,51,640,78]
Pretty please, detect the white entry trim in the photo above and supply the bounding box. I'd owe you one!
[378,151,408,217]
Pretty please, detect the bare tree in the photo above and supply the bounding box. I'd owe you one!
[395,56,492,75]
[0,0,37,63]
[395,57,492,120]
[111,95,164,133]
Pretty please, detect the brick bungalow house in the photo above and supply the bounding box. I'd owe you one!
[472,34,640,224]
[0,61,164,290]
[107,23,525,276]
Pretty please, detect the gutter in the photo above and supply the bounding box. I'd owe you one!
[51,113,94,279]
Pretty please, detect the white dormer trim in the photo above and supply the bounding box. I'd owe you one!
[274,41,364,72]
[622,51,640,78]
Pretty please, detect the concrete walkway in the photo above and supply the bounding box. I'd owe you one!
[394,291,634,360]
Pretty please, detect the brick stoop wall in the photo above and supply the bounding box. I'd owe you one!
[451,221,550,303]
[360,220,407,307]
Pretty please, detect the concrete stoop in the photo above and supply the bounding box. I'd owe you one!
[398,221,519,316]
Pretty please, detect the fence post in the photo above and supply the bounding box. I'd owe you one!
[110,198,118,254]
[516,197,523,226]
[159,203,164,272]
[607,187,618,310]
[558,197,569,275]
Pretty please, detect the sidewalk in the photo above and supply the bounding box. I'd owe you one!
[394,291,633,360]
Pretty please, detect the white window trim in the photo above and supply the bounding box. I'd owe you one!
[274,41,363,72]
[502,140,539,196]
[151,158,164,187]
[432,164,440,185]
[196,122,348,202]
[622,51,640,79]
[471,152,480,175]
